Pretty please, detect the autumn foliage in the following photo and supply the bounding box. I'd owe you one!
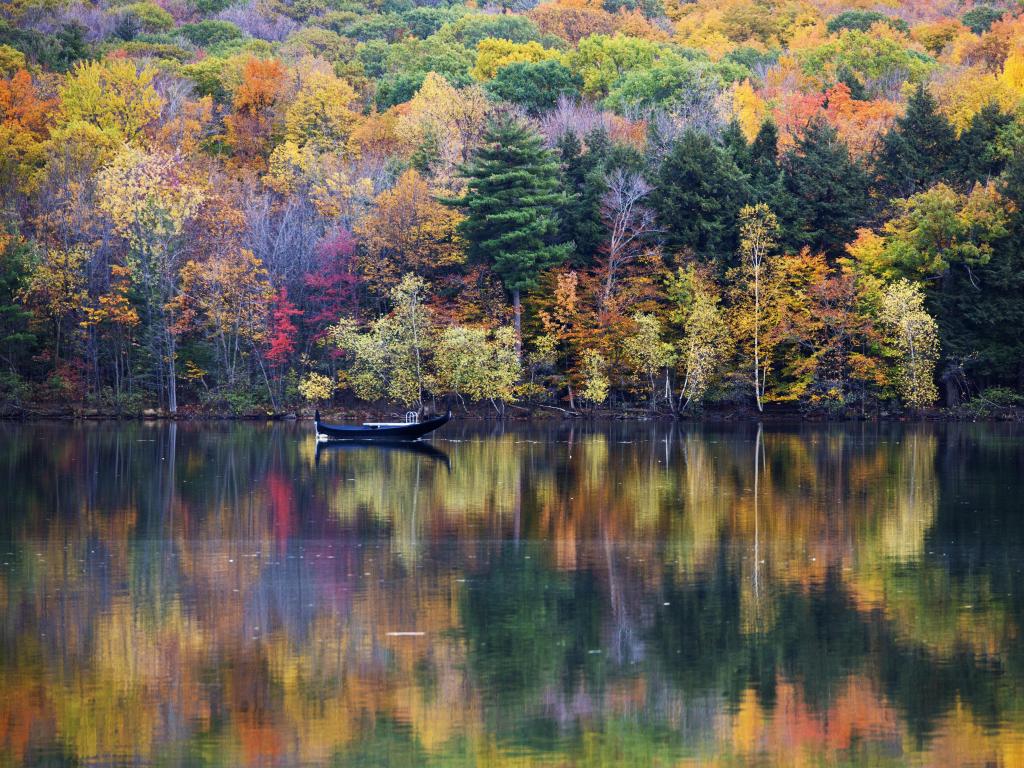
[0,0,1022,415]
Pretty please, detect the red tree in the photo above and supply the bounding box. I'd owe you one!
[303,228,360,340]
[266,287,301,368]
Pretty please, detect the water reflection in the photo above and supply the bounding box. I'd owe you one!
[314,439,451,471]
[0,421,1023,766]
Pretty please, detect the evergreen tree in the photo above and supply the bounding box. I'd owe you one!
[935,150,1024,394]
[874,84,957,200]
[952,102,1016,187]
[557,130,606,267]
[0,235,39,402]
[744,120,794,218]
[453,117,573,351]
[650,130,750,265]
[835,66,868,101]
[721,119,750,170]
[782,119,868,257]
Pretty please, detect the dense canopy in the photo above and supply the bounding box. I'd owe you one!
[2,0,1024,415]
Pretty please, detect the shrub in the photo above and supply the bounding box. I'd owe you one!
[961,6,1003,34]
[826,10,909,35]
[179,20,245,47]
[119,2,175,34]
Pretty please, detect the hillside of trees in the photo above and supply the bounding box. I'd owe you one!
[2,0,1024,417]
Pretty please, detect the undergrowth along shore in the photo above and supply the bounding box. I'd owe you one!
[4,401,1022,423]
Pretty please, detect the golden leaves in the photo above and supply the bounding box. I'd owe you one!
[59,59,163,144]
[355,168,466,293]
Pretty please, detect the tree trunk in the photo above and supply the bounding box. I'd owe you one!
[512,288,523,358]
[753,268,763,413]
[167,329,177,415]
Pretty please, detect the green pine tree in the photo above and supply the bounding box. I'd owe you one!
[874,84,957,200]
[782,119,869,257]
[557,129,606,267]
[453,116,573,351]
[935,149,1024,395]
[952,102,1016,187]
[650,129,750,266]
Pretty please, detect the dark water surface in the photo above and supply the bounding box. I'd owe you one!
[2,420,1024,766]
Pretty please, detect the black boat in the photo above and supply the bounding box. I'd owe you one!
[314,409,451,441]
[314,439,451,470]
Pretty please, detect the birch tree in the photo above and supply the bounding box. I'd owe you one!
[736,203,779,412]
[879,279,940,409]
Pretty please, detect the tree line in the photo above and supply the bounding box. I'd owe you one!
[2,0,1024,415]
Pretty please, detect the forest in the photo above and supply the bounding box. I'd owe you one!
[1,0,1024,416]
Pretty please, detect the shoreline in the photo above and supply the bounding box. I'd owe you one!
[2,404,1021,424]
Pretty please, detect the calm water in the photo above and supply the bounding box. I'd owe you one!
[1,420,1023,767]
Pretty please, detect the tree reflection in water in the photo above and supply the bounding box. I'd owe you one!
[0,421,1022,766]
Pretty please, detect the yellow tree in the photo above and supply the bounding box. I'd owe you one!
[676,272,730,410]
[732,79,769,142]
[356,169,466,294]
[431,325,521,411]
[879,279,939,410]
[97,147,205,413]
[470,39,560,81]
[265,140,375,224]
[733,203,780,412]
[19,244,88,364]
[58,58,163,144]
[395,73,491,187]
[171,248,275,399]
[328,274,435,409]
[620,312,675,408]
[284,68,360,152]
[81,264,140,401]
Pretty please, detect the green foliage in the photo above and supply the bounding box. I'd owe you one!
[375,70,426,108]
[485,59,582,114]
[381,36,474,84]
[557,130,606,265]
[180,55,235,102]
[961,6,1003,35]
[722,46,778,72]
[0,44,26,76]
[931,153,1024,389]
[0,20,89,71]
[120,3,176,34]
[342,12,406,42]
[401,6,463,39]
[453,117,573,297]
[799,29,934,91]
[875,85,957,200]
[826,10,909,35]
[604,58,735,113]
[440,12,544,48]
[782,119,868,256]
[952,102,1017,186]
[566,33,669,99]
[0,235,39,381]
[651,130,750,263]
[178,20,245,47]
[979,386,1023,406]
[194,0,237,14]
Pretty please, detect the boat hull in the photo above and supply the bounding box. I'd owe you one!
[314,411,451,441]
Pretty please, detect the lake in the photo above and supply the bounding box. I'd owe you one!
[1,420,1023,766]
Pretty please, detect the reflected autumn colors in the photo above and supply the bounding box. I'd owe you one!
[1,420,1024,766]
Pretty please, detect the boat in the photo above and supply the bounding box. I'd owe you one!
[314,409,451,442]
[314,439,451,471]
